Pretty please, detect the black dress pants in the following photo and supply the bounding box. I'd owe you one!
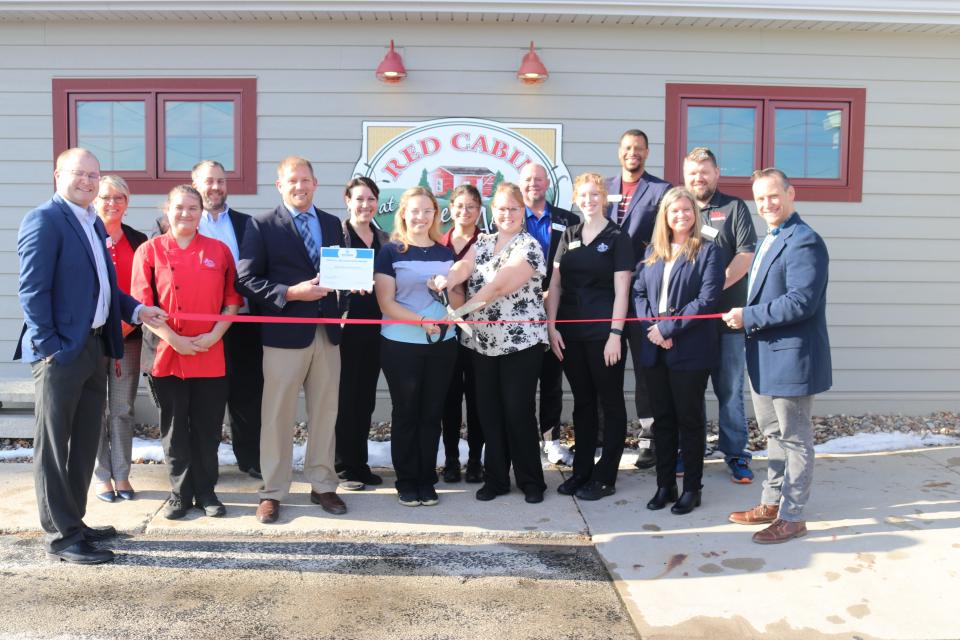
[335,328,381,479]
[31,333,107,552]
[538,347,564,438]
[381,338,457,493]
[625,322,654,419]
[561,338,627,486]
[440,342,483,466]
[471,345,546,493]
[642,350,710,493]
[152,375,228,503]
[222,320,264,471]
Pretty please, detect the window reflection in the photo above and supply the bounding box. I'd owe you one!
[686,106,756,176]
[164,101,235,171]
[77,101,146,171]
[774,109,841,179]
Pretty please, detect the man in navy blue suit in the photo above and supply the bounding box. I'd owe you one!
[237,156,348,524]
[723,168,832,544]
[16,148,165,564]
[604,130,671,469]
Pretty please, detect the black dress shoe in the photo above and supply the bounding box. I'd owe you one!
[195,494,227,518]
[442,464,462,483]
[523,485,544,504]
[575,480,616,501]
[48,540,114,565]
[556,475,589,496]
[671,490,702,515]
[464,460,483,483]
[634,447,657,470]
[475,484,509,501]
[358,470,383,486]
[82,525,118,541]
[646,485,679,510]
[239,465,262,480]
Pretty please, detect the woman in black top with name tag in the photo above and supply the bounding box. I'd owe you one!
[545,172,633,501]
[334,177,389,490]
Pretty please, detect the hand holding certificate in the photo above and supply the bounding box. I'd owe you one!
[318,247,375,292]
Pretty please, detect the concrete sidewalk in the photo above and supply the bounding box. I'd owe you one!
[2,446,958,639]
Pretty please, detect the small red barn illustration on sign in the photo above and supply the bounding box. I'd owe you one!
[429,166,496,197]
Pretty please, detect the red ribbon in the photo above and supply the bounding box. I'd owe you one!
[168,312,724,326]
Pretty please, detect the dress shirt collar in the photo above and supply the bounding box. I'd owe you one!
[56,193,97,226]
[284,202,316,219]
[201,207,231,224]
[525,201,551,221]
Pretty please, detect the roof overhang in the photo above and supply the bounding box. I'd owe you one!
[2,1,960,33]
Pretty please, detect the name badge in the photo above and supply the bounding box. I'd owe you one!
[607,194,623,203]
[568,240,582,250]
[551,222,566,232]
[700,225,719,240]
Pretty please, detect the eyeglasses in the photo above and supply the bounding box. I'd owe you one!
[98,196,127,203]
[65,169,101,181]
[493,206,523,214]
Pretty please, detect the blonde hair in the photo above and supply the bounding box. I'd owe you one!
[572,172,608,206]
[493,182,524,209]
[98,174,130,199]
[645,187,704,265]
[392,186,443,252]
[276,155,315,178]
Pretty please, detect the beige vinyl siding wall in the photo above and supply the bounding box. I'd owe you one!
[0,19,958,416]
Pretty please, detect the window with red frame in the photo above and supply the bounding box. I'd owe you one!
[664,84,865,202]
[53,78,257,194]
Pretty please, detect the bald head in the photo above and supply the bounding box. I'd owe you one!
[54,148,100,209]
[519,162,549,212]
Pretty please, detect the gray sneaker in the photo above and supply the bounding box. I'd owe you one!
[163,495,190,520]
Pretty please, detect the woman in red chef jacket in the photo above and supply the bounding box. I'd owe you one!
[132,185,242,520]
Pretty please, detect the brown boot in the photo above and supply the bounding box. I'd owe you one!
[729,503,779,525]
[256,498,280,524]
[752,519,807,544]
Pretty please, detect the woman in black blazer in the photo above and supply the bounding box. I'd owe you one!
[633,186,724,514]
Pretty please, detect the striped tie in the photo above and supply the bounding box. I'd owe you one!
[293,211,321,270]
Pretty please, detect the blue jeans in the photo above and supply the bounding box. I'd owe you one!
[711,331,750,462]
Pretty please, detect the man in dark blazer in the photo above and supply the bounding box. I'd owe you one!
[519,162,580,466]
[723,168,832,544]
[237,156,347,524]
[16,148,165,564]
[605,129,671,469]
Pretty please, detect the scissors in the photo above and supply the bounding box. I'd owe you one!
[425,289,486,343]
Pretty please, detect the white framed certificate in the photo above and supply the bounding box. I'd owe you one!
[318,247,375,291]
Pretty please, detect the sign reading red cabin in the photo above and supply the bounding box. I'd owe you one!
[429,166,496,197]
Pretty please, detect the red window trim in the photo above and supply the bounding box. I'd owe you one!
[665,83,865,202]
[53,78,257,195]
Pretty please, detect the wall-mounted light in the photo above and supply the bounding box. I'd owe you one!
[376,40,407,83]
[517,41,548,85]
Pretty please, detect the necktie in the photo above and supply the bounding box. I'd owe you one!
[748,226,780,297]
[294,211,321,270]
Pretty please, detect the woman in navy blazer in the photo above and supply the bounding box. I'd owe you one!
[633,187,724,515]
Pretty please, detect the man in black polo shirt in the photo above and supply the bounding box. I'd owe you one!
[683,147,757,483]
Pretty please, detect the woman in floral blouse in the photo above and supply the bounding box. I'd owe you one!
[440,183,548,504]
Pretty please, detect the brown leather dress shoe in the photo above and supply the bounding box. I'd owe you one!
[256,498,280,524]
[729,503,779,525]
[311,491,347,515]
[752,519,807,544]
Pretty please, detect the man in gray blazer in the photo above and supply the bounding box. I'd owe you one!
[723,168,832,544]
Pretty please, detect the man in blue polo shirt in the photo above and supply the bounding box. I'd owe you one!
[519,162,579,465]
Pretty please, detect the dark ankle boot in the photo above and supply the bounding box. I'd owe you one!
[646,485,679,510]
[671,489,702,515]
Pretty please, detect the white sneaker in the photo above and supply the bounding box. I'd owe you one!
[544,439,574,466]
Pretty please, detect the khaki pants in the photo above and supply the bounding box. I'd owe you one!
[260,327,340,500]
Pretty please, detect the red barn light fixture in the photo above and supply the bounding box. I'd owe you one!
[517,41,548,84]
[376,40,407,83]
